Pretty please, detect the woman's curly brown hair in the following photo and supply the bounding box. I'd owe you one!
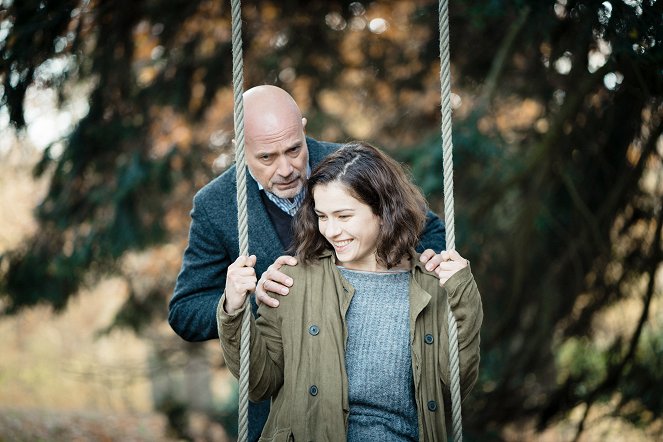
[292,141,428,269]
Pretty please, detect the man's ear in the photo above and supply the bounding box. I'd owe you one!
[302,117,308,130]
[231,138,236,149]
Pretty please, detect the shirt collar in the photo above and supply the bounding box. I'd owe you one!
[249,163,312,216]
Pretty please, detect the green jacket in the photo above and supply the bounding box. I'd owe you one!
[218,252,483,441]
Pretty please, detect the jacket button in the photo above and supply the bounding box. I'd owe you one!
[309,385,318,396]
[427,400,437,411]
[308,325,320,336]
[424,334,434,344]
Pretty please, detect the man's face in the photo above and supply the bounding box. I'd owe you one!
[245,118,309,199]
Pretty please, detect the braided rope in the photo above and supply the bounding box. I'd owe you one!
[230,0,251,441]
[439,0,463,440]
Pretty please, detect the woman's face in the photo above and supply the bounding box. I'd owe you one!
[313,181,382,271]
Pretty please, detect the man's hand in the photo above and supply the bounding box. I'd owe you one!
[255,255,298,308]
[224,255,257,315]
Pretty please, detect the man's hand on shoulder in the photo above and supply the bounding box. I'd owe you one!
[255,255,298,308]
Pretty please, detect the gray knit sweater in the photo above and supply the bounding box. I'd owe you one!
[339,267,419,442]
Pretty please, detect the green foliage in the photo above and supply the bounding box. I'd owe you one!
[0,0,80,126]
[396,114,509,253]
[156,395,191,440]
[214,381,239,439]
[556,337,608,392]
[1,0,662,438]
[619,329,663,424]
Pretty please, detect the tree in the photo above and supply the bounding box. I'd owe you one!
[1,0,662,438]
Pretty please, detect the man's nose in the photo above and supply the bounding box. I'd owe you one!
[276,156,294,177]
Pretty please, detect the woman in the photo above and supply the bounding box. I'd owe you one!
[218,142,482,441]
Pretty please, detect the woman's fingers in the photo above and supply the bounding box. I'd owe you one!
[435,250,468,286]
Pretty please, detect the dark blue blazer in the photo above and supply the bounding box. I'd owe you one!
[169,138,340,342]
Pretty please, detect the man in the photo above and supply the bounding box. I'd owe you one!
[168,85,447,441]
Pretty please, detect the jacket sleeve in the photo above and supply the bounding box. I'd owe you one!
[417,210,447,253]
[217,294,285,402]
[443,265,483,400]
[168,191,230,341]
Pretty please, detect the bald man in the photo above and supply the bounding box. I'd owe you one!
[168,85,447,440]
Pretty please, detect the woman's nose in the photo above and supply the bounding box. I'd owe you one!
[325,220,341,237]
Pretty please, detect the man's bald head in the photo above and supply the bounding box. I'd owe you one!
[242,85,309,199]
[244,85,303,130]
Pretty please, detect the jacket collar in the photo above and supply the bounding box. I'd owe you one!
[307,136,330,167]
[317,249,434,341]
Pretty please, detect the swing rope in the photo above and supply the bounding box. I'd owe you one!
[229,0,463,440]
[229,0,251,441]
[439,0,464,439]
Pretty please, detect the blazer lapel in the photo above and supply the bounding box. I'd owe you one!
[245,173,284,265]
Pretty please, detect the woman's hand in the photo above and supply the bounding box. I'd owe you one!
[224,255,258,315]
[433,249,468,286]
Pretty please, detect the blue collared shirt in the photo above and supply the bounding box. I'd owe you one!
[249,164,311,217]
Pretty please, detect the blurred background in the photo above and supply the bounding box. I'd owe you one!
[0,0,661,440]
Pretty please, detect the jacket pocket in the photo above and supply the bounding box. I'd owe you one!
[259,427,294,442]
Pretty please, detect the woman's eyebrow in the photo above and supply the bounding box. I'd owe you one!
[315,209,354,215]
